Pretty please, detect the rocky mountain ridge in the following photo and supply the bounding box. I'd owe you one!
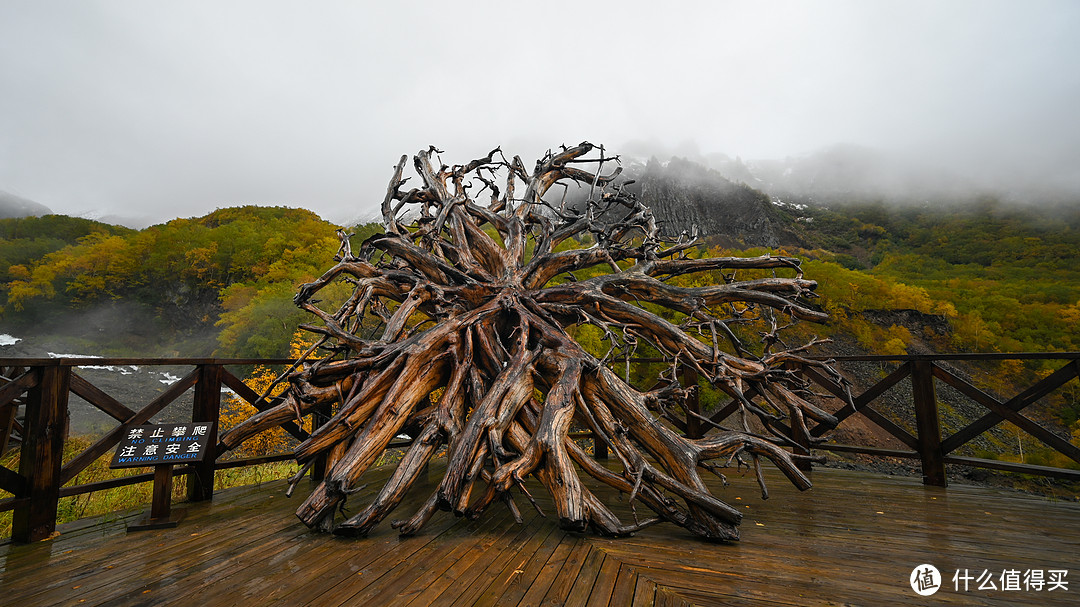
[620,156,794,247]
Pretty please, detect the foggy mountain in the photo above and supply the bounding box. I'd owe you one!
[74,211,160,230]
[707,144,980,206]
[619,140,1080,209]
[620,157,791,247]
[0,188,153,228]
[10,141,1077,230]
[0,189,52,218]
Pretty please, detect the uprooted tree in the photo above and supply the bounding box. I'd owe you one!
[218,143,851,541]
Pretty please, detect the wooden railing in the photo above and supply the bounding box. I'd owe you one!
[2,353,1079,544]
[790,353,1080,486]
[0,358,300,543]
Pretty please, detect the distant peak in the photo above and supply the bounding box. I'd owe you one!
[0,189,52,218]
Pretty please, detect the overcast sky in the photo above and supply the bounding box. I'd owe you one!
[2,0,1079,225]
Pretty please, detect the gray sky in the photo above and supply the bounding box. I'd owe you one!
[2,0,1079,225]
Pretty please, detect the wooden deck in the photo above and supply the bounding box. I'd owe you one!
[2,464,1078,606]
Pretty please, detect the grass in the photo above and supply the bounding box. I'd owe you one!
[1,434,303,540]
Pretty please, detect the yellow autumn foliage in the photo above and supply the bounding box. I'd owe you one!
[220,330,316,458]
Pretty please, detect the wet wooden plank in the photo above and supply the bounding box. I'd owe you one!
[441,509,554,607]
[503,532,581,607]
[539,540,594,607]
[2,465,1079,606]
[112,521,317,606]
[472,519,564,606]
[586,551,621,606]
[563,545,606,607]
[384,507,531,607]
[342,507,523,607]
[2,483,293,604]
[47,490,307,606]
[266,529,449,606]
[269,512,471,606]
[631,574,656,607]
[609,564,640,606]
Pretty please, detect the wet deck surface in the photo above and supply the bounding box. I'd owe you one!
[2,464,1078,606]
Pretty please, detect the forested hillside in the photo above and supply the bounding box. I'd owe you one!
[787,197,1080,353]
[1,199,1077,367]
[3,200,1078,359]
[0,207,362,356]
[1,215,133,284]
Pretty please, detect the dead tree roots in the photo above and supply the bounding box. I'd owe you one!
[219,143,850,541]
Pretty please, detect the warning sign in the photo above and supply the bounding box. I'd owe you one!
[110,423,214,468]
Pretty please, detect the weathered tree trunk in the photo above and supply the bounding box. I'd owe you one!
[219,143,851,541]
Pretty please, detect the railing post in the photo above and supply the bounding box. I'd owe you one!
[0,395,16,454]
[682,365,703,439]
[785,363,813,473]
[312,401,332,480]
[790,414,814,473]
[593,430,609,460]
[189,364,222,502]
[911,360,947,487]
[12,364,69,543]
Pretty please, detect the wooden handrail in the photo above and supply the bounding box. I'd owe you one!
[800,357,1080,486]
[2,352,1080,543]
[0,360,292,542]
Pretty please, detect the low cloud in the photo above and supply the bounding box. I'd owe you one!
[2,1,1078,225]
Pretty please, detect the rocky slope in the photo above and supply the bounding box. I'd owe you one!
[621,157,794,247]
